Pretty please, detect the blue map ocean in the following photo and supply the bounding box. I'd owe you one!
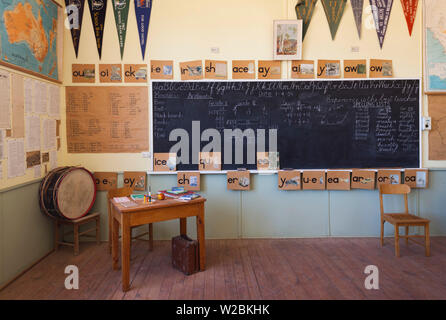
[0,0,58,80]
[427,28,446,91]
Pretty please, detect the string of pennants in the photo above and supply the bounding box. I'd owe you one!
[296,0,418,48]
[64,0,153,59]
[65,0,419,59]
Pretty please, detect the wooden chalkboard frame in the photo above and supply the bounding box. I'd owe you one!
[149,78,422,173]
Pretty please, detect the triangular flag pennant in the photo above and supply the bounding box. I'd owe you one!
[65,0,86,58]
[350,0,364,38]
[295,0,318,40]
[369,0,394,49]
[134,0,153,60]
[112,0,131,59]
[88,0,107,59]
[400,0,418,36]
[321,0,347,40]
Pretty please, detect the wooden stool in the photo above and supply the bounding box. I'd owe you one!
[54,213,101,255]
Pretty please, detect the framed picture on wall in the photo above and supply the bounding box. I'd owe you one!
[0,0,63,83]
[273,20,303,60]
[423,0,446,93]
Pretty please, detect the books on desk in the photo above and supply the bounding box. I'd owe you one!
[159,188,201,201]
[130,194,145,201]
[121,201,138,208]
[178,193,201,201]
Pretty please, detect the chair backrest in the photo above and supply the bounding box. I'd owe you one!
[379,184,411,217]
[107,186,133,200]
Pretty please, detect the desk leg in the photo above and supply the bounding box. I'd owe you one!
[112,213,119,270]
[196,209,205,271]
[180,218,187,236]
[121,220,131,292]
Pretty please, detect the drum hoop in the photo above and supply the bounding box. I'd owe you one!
[53,167,97,220]
[39,167,70,219]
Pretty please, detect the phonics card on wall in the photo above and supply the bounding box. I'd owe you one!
[326,171,351,190]
[317,60,341,79]
[123,171,146,191]
[343,60,367,78]
[151,60,174,79]
[72,64,95,83]
[232,60,256,79]
[291,60,315,79]
[258,60,281,79]
[377,170,401,186]
[205,60,228,80]
[124,64,147,83]
[278,170,301,190]
[198,152,221,171]
[370,59,393,78]
[99,64,122,83]
[93,172,118,191]
[302,171,326,190]
[227,170,250,190]
[351,170,375,189]
[177,172,201,191]
[404,169,428,189]
[257,152,279,170]
[180,60,203,80]
[153,153,176,172]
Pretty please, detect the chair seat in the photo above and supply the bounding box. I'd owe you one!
[383,213,430,225]
[56,212,100,224]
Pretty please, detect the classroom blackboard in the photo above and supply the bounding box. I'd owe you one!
[152,79,420,170]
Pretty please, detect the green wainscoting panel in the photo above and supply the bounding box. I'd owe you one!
[1,171,446,288]
[0,181,53,288]
[242,174,330,238]
[420,171,446,236]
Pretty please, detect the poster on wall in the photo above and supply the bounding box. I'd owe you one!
[66,86,149,153]
[369,0,394,49]
[424,0,446,93]
[134,0,153,60]
[295,0,317,40]
[0,0,62,83]
[88,0,107,59]
[428,95,446,160]
[350,0,364,38]
[65,0,86,58]
[273,20,302,60]
[112,0,130,60]
[320,0,347,40]
[401,0,419,36]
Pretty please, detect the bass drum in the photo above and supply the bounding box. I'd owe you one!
[39,167,97,220]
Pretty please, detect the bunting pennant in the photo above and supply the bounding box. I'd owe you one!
[134,0,153,60]
[295,0,318,40]
[112,0,131,59]
[88,0,107,59]
[65,0,85,58]
[321,0,347,40]
[369,0,394,49]
[350,0,364,38]
[400,0,418,36]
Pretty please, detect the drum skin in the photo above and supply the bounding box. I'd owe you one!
[39,167,97,220]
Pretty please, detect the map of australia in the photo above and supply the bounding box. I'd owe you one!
[425,0,446,91]
[0,0,58,80]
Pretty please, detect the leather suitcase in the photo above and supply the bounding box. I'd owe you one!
[172,235,199,275]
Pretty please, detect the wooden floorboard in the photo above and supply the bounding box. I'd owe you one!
[1,237,446,300]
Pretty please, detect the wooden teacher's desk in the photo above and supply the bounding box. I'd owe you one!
[110,197,206,291]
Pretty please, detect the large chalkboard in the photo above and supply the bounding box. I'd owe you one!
[152,80,420,170]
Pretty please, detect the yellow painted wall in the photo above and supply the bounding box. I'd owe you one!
[62,0,444,171]
[1,0,443,188]
[0,0,64,190]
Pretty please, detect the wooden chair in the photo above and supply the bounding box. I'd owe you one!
[107,187,153,253]
[54,213,100,256]
[379,184,430,257]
